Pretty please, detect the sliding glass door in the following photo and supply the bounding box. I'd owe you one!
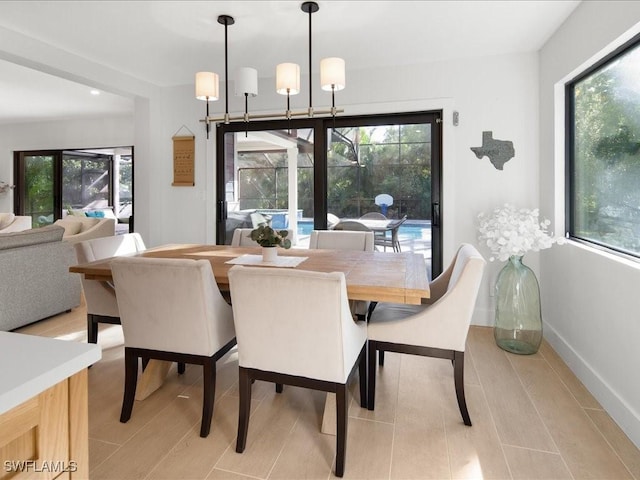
[217,127,315,245]
[216,111,442,276]
[14,147,134,227]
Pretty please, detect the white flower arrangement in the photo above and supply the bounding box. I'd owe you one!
[477,204,562,261]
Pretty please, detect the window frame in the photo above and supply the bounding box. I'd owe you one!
[215,111,443,275]
[13,147,134,225]
[565,31,640,259]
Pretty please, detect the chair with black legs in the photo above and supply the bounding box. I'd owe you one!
[366,244,485,426]
[228,265,367,478]
[111,256,236,438]
[74,233,147,344]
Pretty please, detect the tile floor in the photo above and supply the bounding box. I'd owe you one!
[15,303,640,480]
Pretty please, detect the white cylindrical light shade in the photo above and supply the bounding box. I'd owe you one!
[320,57,346,91]
[195,72,219,100]
[235,67,258,97]
[276,63,300,95]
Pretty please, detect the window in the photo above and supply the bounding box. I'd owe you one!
[14,147,133,227]
[216,111,442,276]
[567,34,640,257]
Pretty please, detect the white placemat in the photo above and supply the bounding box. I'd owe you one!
[225,254,308,268]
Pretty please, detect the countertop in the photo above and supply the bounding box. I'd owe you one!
[0,331,101,414]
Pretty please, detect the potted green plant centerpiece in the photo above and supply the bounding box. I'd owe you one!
[249,224,291,262]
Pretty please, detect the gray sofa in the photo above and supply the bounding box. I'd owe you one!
[0,225,81,331]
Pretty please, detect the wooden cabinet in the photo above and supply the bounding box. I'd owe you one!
[0,333,100,480]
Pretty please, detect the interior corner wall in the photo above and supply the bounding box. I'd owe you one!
[539,0,640,448]
[0,116,134,213]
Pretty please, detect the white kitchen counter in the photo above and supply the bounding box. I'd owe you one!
[0,331,101,415]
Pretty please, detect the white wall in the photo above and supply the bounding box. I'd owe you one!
[539,0,640,448]
[0,116,134,212]
[0,27,542,325]
[148,52,540,326]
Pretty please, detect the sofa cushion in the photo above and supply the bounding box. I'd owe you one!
[0,213,15,230]
[0,225,64,251]
[55,218,83,236]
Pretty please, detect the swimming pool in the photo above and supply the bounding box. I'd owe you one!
[296,219,431,240]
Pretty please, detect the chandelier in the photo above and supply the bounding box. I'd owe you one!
[195,1,346,138]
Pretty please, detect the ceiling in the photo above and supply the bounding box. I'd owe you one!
[0,0,581,125]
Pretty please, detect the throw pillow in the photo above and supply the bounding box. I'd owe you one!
[70,209,86,217]
[85,210,105,218]
[0,213,15,229]
[55,218,83,236]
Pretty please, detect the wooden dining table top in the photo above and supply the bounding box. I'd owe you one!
[70,244,430,305]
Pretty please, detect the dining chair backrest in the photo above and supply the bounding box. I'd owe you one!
[111,256,235,356]
[231,228,294,247]
[309,230,374,252]
[446,243,483,293]
[228,265,366,383]
[75,232,146,264]
[74,233,147,318]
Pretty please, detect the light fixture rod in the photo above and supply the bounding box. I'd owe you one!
[301,2,319,116]
[218,14,235,123]
[200,107,344,124]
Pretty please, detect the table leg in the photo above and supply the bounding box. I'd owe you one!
[135,360,172,401]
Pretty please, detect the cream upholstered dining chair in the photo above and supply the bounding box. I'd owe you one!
[366,244,485,426]
[111,256,236,438]
[308,229,374,252]
[308,230,374,320]
[74,233,147,344]
[228,265,367,478]
[231,228,294,247]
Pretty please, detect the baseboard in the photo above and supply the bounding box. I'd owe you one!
[543,321,640,450]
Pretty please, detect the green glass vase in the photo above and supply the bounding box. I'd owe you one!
[494,255,542,354]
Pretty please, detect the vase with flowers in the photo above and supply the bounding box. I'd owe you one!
[478,204,563,354]
[249,224,291,262]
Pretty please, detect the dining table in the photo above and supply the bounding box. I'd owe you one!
[70,243,430,434]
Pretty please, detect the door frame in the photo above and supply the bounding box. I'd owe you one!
[215,110,443,276]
